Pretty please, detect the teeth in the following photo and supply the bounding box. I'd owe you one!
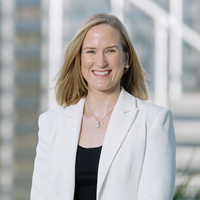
[93,71,110,75]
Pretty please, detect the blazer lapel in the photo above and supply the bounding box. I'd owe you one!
[97,88,139,199]
[53,98,85,200]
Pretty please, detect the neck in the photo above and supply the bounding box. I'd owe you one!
[85,86,121,118]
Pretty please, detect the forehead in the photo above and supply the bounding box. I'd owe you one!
[82,24,121,46]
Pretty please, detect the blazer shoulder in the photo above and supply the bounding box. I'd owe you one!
[38,106,64,129]
[136,98,172,114]
[135,98,173,128]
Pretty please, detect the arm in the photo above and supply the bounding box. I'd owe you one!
[138,108,176,200]
[30,114,59,200]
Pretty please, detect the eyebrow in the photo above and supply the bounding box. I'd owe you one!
[83,45,119,50]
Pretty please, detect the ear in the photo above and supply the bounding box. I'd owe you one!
[124,49,130,66]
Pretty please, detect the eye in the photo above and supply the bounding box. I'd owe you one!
[107,49,115,53]
[87,50,95,54]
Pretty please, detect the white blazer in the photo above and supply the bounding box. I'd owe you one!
[31,88,176,200]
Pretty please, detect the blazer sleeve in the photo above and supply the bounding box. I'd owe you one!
[30,114,59,200]
[138,108,176,200]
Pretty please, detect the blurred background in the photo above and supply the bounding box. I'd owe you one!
[0,0,199,199]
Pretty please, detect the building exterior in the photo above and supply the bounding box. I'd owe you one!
[0,0,199,199]
[0,0,48,199]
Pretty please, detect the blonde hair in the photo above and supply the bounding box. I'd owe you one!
[55,12,148,106]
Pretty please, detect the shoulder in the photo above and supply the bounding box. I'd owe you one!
[136,98,167,113]
[39,106,63,120]
[38,98,85,130]
[38,106,66,129]
[136,97,172,115]
[134,97,173,129]
[121,88,172,118]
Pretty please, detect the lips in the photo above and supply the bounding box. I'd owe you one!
[92,70,111,75]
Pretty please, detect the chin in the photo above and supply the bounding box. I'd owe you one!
[90,84,120,93]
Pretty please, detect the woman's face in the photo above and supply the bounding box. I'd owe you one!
[81,24,129,93]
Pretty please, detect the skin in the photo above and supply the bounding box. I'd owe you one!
[79,24,129,148]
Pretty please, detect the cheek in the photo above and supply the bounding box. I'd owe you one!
[81,54,93,69]
[109,51,124,64]
[113,57,125,80]
[110,55,124,71]
[81,55,92,81]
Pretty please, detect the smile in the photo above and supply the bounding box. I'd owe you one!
[92,70,111,75]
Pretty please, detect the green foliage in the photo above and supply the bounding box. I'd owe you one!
[194,189,200,200]
[173,146,200,200]
[173,173,195,200]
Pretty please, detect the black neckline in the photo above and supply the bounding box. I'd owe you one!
[78,145,102,152]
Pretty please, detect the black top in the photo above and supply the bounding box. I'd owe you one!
[74,145,102,200]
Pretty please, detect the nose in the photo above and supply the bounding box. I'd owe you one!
[96,52,107,68]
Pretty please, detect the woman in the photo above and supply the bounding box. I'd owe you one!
[31,12,176,200]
